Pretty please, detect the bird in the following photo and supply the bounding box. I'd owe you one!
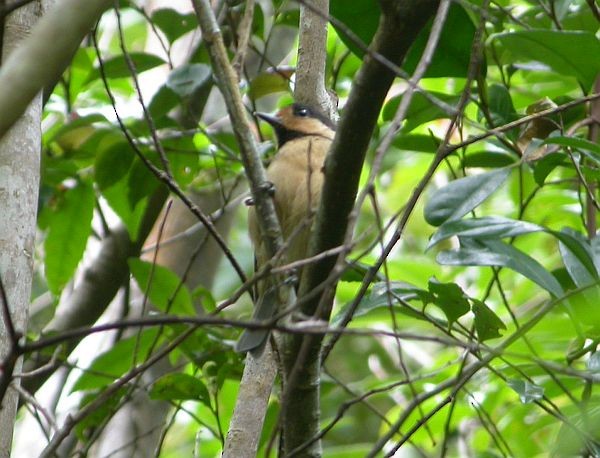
[236,103,336,354]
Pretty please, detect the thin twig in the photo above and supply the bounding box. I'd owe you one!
[39,328,196,457]
[0,274,17,345]
[231,0,255,76]
[91,30,248,285]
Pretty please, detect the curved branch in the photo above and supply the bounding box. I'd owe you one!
[0,0,112,138]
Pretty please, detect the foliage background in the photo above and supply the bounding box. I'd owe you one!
[6,0,600,456]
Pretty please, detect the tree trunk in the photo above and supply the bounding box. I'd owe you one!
[0,2,42,456]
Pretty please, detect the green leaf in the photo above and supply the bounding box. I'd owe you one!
[126,157,159,208]
[71,328,161,392]
[44,182,95,295]
[248,69,292,99]
[403,3,478,78]
[472,300,506,341]
[150,373,211,405]
[424,166,513,226]
[330,0,380,58]
[48,114,109,148]
[148,84,180,120]
[95,141,135,190]
[68,47,95,101]
[94,139,159,240]
[192,286,216,312]
[427,278,470,324]
[461,150,517,168]
[428,216,542,249]
[544,136,600,156]
[331,282,432,327]
[129,258,195,315]
[101,179,150,241]
[532,151,566,185]
[90,52,165,80]
[382,91,459,132]
[544,135,600,166]
[392,134,439,153]
[486,84,517,127]
[507,379,544,403]
[437,239,564,297]
[340,261,385,283]
[430,218,598,285]
[556,228,598,287]
[152,8,197,44]
[492,30,600,89]
[167,64,211,99]
[75,387,127,440]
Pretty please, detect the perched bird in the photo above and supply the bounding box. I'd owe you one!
[236,103,336,353]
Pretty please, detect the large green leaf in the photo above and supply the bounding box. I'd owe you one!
[71,328,161,392]
[428,216,542,249]
[95,139,159,241]
[424,166,514,226]
[403,3,478,78]
[331,282,432,327]
[544,136,600,165]
[129,258,195,315]
[44,182,95,295]
[75,388,127,440]
[152,8,197,44]
[437,239,564,297]
[428,278,470,324]
[558,228,598,287]
[485,84,517,128]
[330,0,380,58]
[382,91,459,132]
[148,84,180,121]
[331,2,477,78]
[430,218,598,285]
[68,47,95,102]
[492,30,600,89]
[167,64,211,99]
[150,373,211,405]
[89,52,165,81]
[392,134,440,154]
[95,140,136,190]
[461,150,518,168]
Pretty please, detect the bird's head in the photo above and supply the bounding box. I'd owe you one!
[256,103,335,147]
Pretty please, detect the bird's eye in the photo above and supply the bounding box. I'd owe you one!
[296,107,309,117]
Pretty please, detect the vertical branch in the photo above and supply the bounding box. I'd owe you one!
[231,0,255,76]
[0,0,112,138]
[281,1,441,455]
[191,1,287,457]
[0,2,42,455]
[294,0,335,116]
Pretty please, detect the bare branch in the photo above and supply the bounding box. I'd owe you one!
[294,0,336,117]
[0,0,112,138]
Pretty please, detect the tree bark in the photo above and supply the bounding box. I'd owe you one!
[0,2,42,456]
[281,1,440,455]
[0,0,112,139]
[295,0,335,117]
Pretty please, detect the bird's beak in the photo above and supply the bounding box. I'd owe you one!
[255,111,284,130]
